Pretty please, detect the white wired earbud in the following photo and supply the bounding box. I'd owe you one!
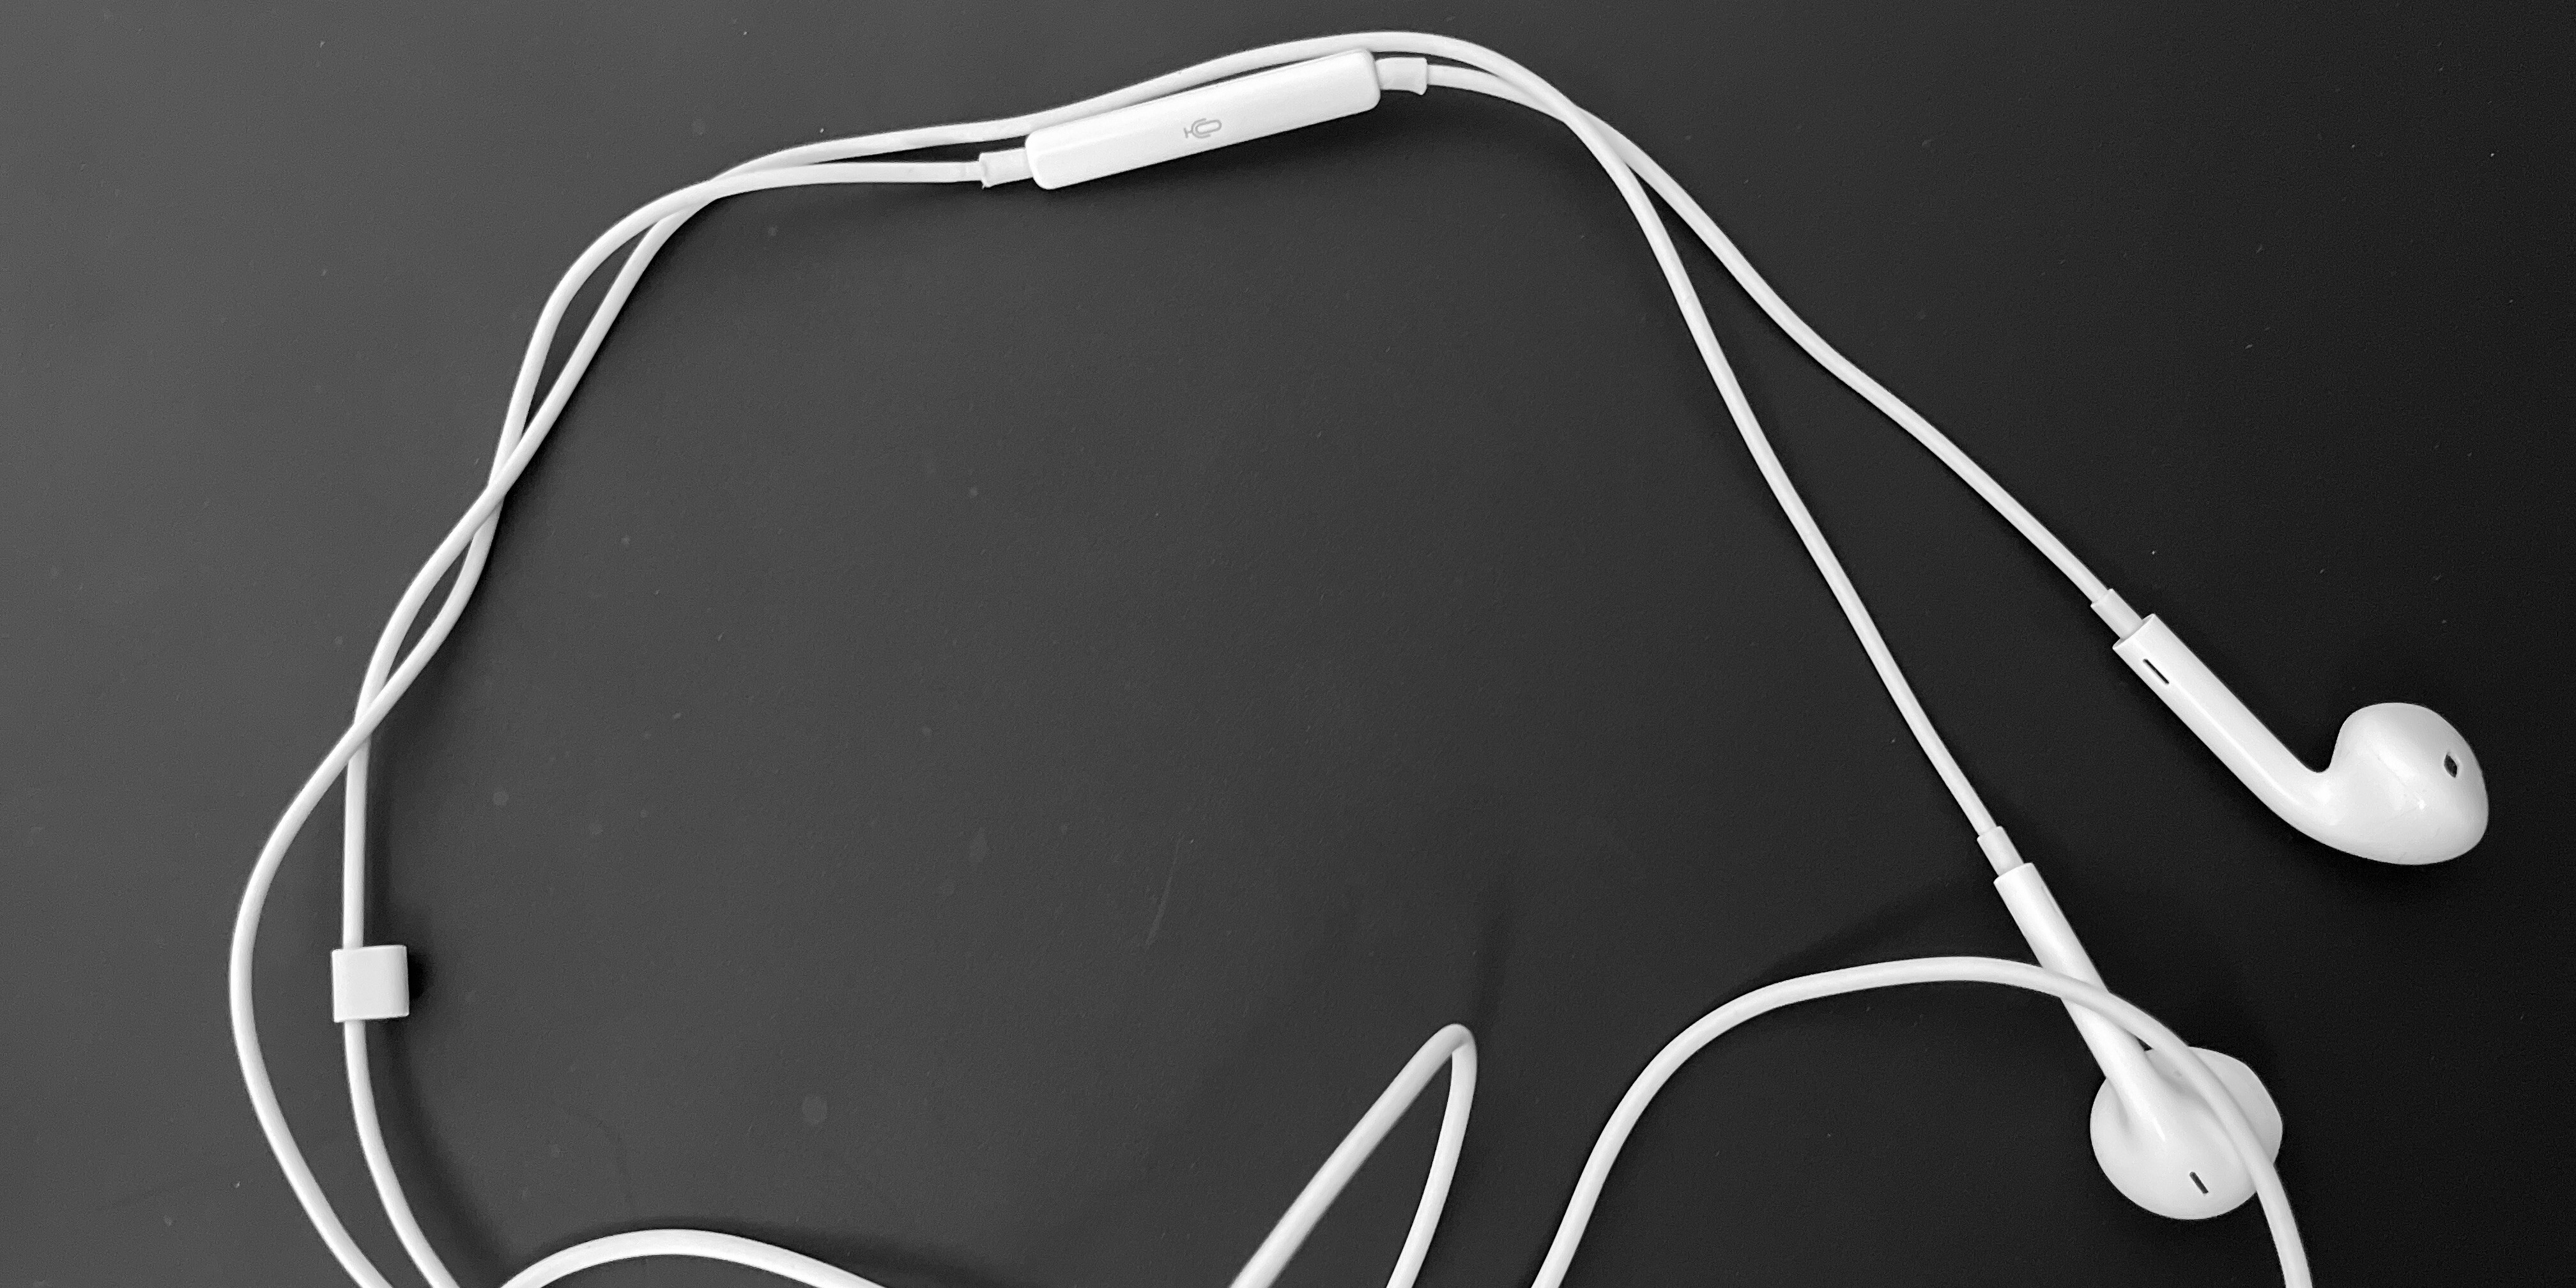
[224,31,2417,1288]
[2106,606,2487,864]
[1991,855,2284,1218]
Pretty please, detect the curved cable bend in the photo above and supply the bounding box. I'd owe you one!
[332,33,1503,796]
[496,1230,895,1288]
[1229,1025,1476,1288]
[234,162,986,1288]
[1411,63,2002,836]
[1420,66,2120,613]
[332,32,1508,767]
[1614,132,2120,611]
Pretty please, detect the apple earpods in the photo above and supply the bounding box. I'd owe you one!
[227,32,2486,1288]
[2099,599,2487,864]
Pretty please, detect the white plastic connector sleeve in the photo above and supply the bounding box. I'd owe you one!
[2090,588,2143,638]
[1022,50,1383,188]
[1374,56,1430,95]
[977,149,1032,187]
[1974,825,2026,875]
[332,945,411,1023]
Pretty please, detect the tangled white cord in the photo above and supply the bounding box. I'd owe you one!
[231,31,2308,1288]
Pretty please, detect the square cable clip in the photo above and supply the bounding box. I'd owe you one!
[331,944,411,1022]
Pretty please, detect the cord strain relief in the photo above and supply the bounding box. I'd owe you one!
[2089,588,2143,640]
[1375,56,1430,95]
[979,148,1032,187]
[1975,825,2026,875]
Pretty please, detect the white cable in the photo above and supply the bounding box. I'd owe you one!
[342,1022,460,1288]
[1411,64,2005,838]
[1416,68,2119,613]
[226,30,2272,1288]
[1618,132,2121,611]
[495,1230,895,1288]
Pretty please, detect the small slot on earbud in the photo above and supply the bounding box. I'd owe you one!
[2443,753,2458,778]
[2189,1172,2208,1194]
[2140,658,2170,685]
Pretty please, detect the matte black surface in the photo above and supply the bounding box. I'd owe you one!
[5,4,2568,1285]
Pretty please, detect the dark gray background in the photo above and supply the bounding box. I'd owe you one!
[4,3,2568,1285]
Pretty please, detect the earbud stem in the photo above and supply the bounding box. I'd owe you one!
[1991,859,2165,1125]
[2113,615,2326,834]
